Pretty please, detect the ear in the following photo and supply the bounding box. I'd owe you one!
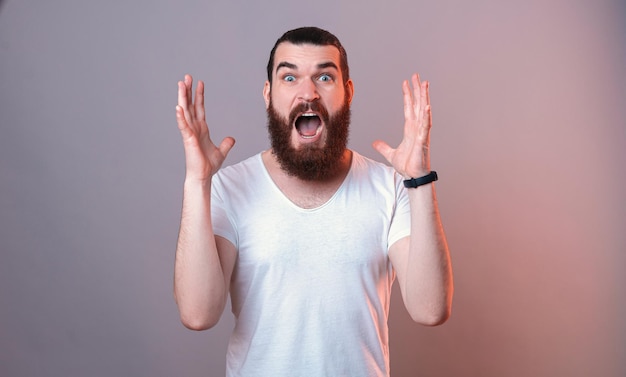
[263,81,271,109]
[345,79,354,104]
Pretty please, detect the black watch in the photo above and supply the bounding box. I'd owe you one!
[403,171,438,188]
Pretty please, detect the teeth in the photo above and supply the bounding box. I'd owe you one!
[295,113,322,139]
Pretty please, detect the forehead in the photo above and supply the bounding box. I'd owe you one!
[273,42,341,73]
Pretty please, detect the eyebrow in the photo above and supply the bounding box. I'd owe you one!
[276,61,297,73]
[317,62,339,71]
[275,61,339,74]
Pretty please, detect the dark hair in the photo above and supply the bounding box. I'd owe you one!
[266,27,350,85]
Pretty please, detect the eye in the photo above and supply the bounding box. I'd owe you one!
[318,74,333,82]
[283,75,296,82]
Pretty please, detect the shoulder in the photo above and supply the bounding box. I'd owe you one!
[211,153,267,198]
[214,153,263,183]
[350,150,399,180]
[346,151,406,198]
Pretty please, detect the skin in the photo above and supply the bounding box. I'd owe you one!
[264,43,353,151]
[173,42,453,330]
[374,74,453,324]
[262,43,354,208]
[174,75,236,330]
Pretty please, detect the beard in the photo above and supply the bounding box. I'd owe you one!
[267,97,351,181]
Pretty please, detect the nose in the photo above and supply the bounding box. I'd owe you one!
[297,78,319,102]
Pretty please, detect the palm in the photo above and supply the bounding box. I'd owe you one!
[373,73,431,179]
[176,75,235,181]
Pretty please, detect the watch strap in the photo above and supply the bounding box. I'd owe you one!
[403,171,438,188]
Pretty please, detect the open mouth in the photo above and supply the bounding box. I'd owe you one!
[295,113,322,139]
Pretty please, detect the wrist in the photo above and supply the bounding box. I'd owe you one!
[184,175,212,189]
[403,171,438,188]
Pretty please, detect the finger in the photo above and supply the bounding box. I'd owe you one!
[175,105,192,138]
[195,80,205,122]
[412,73,422,114]
[420,82,432,143]
[184,74,196,119]
[422,81,431,124]
[372,140,394,164]
[177,81,186,108]
[218,137,236,158]
[177,81,193,125]
[420,79,429,116]
[184,74,193,104]
[402,80,415,122]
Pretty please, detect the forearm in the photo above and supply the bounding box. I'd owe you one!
[174,178,227,330]
[401,183,453,325]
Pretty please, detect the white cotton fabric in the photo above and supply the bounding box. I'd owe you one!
[211,151,411,377]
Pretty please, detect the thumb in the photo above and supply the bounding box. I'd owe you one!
[218,137,236,157]
[372,140,394,164]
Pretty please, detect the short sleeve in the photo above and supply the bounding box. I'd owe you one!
[387,174,411,249]
[211,175,238,250]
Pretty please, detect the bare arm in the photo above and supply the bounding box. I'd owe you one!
[373,74,453,325]
[174,74,236,330]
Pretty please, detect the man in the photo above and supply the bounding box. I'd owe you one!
[174,27,453,376]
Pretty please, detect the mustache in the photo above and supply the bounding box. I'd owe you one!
[288,100,329,125]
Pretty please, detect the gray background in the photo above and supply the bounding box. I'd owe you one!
[1,0,625,376]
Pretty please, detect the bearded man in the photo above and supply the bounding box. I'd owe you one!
[173,27,453,377]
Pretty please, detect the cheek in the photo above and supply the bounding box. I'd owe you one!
[326,97,345,115]
[270,93,292,115]
[326,87,347,109]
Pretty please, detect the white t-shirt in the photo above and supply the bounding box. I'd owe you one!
[211,151,411,377]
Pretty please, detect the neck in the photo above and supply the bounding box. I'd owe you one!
[262,149,353,209]
[265,148,352,183]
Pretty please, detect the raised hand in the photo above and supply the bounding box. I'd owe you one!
[176,74,235,181]
[373,73,432,179]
